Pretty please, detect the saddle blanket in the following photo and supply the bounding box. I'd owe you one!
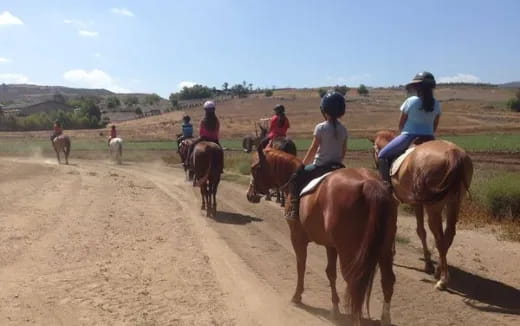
[300,172,333,197]
[390,147,415,176]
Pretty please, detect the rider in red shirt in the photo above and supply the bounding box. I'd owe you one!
[108,125,117,145]
[259,104,290,149]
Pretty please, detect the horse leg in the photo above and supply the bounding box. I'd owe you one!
[379,249,396,326]
[426,204,447,290]
[64,148,69,165]
[200,184,206,210]
[289,223,308,303]
[275,189,281,203]
[281,192,285,207]
[325,246,340,317]
[265,190,272,201]
[415,204,434,274]
[439,199,461,288]
[55,149,61,164]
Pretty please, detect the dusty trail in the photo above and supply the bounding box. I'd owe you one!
[0,157,519,325]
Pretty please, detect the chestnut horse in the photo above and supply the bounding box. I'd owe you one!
[247,148,398,326]
[52,135,71,165]
[264,137,297,205]
[371,130,473,290]
[178,138,195,181]
[193,141,223,218]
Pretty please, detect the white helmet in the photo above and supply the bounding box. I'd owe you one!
[203,101,216,112]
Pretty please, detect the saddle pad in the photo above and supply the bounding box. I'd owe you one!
[390,147,415,176]
[300,172,333,197]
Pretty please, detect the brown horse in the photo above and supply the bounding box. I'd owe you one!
[178,138,195,180]
[193,141,223,218]
[52,135,71,165]
[371,130,473,290]
[247,148,398,326]
[264,137,297,206]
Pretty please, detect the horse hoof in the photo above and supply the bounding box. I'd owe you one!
[434,267,441,280]
[435,280,447,291]
[291,295,302,304]
[331,305,340,319]
[425,262,435,274]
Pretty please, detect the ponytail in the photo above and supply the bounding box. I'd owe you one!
[202,111,218,131]
[277,112,286,128]
[418,85,435,112]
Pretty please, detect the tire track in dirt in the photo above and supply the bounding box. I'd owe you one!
[118,162,519,326]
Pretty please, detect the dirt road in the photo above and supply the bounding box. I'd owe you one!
[1,157,519,325]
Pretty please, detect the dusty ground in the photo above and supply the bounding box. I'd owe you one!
[0,157,519,325]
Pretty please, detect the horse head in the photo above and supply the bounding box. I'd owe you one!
[369,130,396,167]
[247,145,269,203]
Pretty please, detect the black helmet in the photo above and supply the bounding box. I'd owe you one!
[320,91,346,118]
[406,71,436,89]
[273,104,285,114]
[182,114,191,122]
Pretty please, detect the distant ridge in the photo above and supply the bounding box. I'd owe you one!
[0,83,115,103]
[499,81,520,88]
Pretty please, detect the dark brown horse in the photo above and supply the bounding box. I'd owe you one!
[52,135,71,165]
[178,138,195,180]
[247,148,398,326]
[193,141,223,218]
[371,130,473,290]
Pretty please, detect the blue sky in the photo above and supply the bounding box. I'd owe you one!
[1,0,519,97]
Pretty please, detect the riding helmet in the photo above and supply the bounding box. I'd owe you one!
[406,71,436,89]
[273,104,285,114]
[320,91,346,118]
[182,114,191,122]
[203,101,216,112]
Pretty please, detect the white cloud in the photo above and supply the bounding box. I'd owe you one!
[94,53,101,58]
[63,19,85,27]
[0,73,29,84]
[0,11,23,26]
[63,69,129,93]
[0,57,12,63]
[177,81,197,90]
[111,8,135,17]
[79,30,99,37]
[438,73,481,84]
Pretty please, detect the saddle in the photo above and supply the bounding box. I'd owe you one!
[389,136,434,176]
[298,162,345,197]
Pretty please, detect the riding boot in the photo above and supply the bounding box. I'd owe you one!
[285,167,304,221]
[377,158,392,188]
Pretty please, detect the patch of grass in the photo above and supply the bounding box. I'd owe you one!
[224,151,253,175]
[441,134,520,152]
[482,173,520,220]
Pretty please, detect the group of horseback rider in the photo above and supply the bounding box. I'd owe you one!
[176,71,441,220]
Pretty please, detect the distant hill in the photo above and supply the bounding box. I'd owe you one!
[499,81,520,88]
[0,84,116,104]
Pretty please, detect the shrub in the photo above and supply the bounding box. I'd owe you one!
[357,84,369,96]
[483,173,520,220]
[507,97,520,112]
[264,89,273,97]
[334,85,350,95]
[318,88,327,98]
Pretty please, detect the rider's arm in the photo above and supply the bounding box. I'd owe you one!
[303,136,320,165]
[398,113,408,132]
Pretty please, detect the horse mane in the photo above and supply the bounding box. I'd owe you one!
[262,148,302,188]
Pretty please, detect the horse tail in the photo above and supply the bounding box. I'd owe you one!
[195,148,214,187]
[413,148,472,203]
[346,179,393,320]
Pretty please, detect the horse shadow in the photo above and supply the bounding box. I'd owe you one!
[212,211,263,225]
[395,261,520,315]
[295,302,385,326]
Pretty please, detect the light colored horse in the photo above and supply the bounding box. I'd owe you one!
[372,130,473,290]
[109,137,123,164]
[52,135,71,165]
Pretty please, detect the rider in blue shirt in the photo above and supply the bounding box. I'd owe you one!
[177,114,193,147]
[378,72,441,183]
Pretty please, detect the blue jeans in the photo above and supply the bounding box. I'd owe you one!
[378,133,431,161]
